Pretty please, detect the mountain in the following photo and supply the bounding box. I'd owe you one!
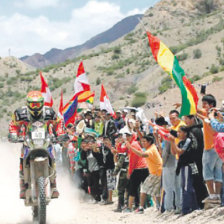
[20,14,143,68]
[1,0,224,137]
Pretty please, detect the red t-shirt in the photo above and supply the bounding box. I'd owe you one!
[214,132,224,162]
[128,140,147,175]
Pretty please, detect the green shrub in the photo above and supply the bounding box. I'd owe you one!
[219,58,224,65]
[0,91,4,98]
[170,18,224,54]
[13,91,23,99]
[96,77,101,85]
[193,49,202,59]
[2,107,7,113]
[115,74,125,79]
[63,88,67,94]
[176,53,188,61]
[6,77,17,85]
[15,69,21,75]
[124,33,134,41]
[127,85,138,94]
[0,82,4,88]
[5,87,13,97]
[112,54,119,60]
[196,0,216,14]
[131,92,147,107]
[212,76,223,82]
[99,56,137,74]
[48,78,64,90]
[127,39,137,44]
[221,37,224,46]
[0,77,5,81]
[135,92,146,97]
[158,76,173,93]
[24,71,37,76]
[202,72,211,77]
[20,76,33,82]
[210,64,219,74]
[190,75,201,83]
[113,46,121,54]
[216,45,221,57]
[126,68,130,74]
[32,86,40,91]
[106,69,114,76]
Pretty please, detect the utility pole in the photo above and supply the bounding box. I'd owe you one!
[8,48,11,57]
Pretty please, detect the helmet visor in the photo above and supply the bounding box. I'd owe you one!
[29,102,42,109]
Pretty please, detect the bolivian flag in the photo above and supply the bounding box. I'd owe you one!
[147,32,198,117]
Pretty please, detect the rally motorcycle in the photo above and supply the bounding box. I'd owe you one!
[20,121,60,224]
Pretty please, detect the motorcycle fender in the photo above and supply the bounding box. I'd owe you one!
[33,157,49,178]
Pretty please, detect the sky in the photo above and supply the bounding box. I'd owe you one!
[0,0,159,57]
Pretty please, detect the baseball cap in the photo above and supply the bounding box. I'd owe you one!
[124,130,132,136]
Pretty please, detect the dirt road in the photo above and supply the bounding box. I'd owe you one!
[1,142,224,224]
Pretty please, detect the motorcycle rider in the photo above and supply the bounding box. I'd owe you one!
[8,91,66,199]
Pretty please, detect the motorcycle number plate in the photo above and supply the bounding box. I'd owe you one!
[32,128,45,139]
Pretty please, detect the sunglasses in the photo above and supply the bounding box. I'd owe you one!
[29,102,42,108]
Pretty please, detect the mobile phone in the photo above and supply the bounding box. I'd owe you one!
[170,130,178,138]
[200,84,206,95]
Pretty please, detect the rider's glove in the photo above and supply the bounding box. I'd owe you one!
[8,133,18,143]
[57,134,70,143]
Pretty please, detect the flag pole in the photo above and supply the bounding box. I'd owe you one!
[137,17,147,32]
[137,17,152,58]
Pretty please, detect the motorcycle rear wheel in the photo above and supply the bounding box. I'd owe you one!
[38,176,46,224]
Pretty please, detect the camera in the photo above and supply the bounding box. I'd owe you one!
[200,84,206,95]
[209,108,219,117]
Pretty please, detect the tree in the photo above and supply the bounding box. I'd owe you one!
[96,77,101,85]
[196,0,216,14]
[193,49,202,59]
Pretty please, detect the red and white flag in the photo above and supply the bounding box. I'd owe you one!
[40,72,53,107]
[74,61,90,94]
[58,89,63,119]
[100,84,115,117]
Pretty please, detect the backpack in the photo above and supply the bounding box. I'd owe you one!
[176,133,198,175]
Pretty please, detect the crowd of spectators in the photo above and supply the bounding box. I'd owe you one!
[56,93,224,215]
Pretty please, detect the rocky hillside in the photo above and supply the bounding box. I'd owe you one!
[20,14,143,68]
[1,0,224,136]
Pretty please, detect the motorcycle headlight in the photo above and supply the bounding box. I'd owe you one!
[33,139,44,147]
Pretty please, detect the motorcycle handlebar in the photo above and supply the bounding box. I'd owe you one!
[17,139,25,143]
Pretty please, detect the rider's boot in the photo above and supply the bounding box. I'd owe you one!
[51,179,59,198]
[20,179,26,199]
[19,158,26,199]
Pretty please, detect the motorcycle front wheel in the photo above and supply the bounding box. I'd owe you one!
[38,176,46,224]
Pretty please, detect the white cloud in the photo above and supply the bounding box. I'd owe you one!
[0,1,145,57]
[127,8,147,16]
[15,0,60,9]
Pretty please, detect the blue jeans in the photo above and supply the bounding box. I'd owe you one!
[181,166,198,215]
[221,168,224,206]
[202,148,222,182]
[162,166,182,211]
[174,172,182,210]
[162,167,175,211]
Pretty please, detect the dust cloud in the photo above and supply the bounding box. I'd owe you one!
[2,141,224,224]
[0,141,81,224]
